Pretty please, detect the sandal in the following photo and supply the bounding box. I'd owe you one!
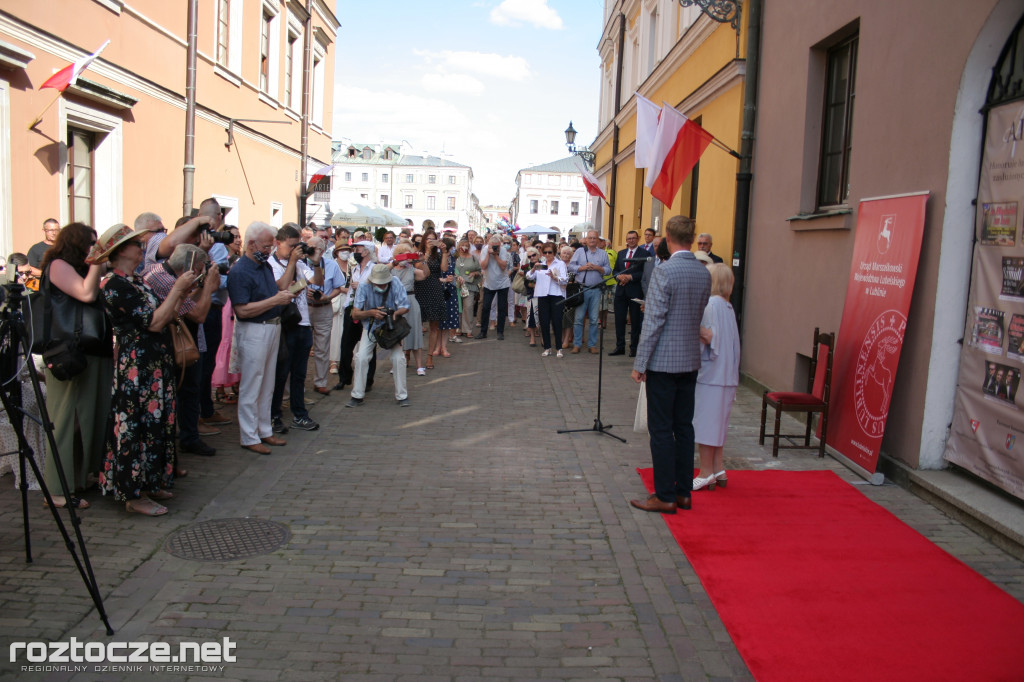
[147,489,174,501]
[175,468,188,478]
[440,351,451,358]
[126,499,167,516]
[45,495,90,509]
[425,359,434,370]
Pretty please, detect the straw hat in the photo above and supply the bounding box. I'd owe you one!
[93,223,146,263]
[694,250,714,266]
[367,264,394,286]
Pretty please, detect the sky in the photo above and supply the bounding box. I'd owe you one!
[331,0,603,208]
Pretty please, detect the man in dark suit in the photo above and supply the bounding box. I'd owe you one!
[630,215,710,514]
[696,233,724,263]
[609,230,649,357]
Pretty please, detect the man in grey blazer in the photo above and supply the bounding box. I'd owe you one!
[630,216,711,514]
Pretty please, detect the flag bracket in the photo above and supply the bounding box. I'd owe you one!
[224,118,292,150]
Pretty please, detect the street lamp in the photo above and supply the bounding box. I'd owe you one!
[564,121,595,168]
[679,0,741,32]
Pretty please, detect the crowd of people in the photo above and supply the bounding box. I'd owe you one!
[7,207,739,518]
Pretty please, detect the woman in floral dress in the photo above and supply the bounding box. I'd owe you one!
[439,237,460,352]
[94,224,198,516]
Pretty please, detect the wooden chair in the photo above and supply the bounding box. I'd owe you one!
[759,328,835,458]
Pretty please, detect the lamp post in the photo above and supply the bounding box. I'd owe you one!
[679,0,741,31]
[564,121,595,169]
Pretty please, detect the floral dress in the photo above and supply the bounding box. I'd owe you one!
[99,271,176,500]
[415,253,446,321]
[440,256,460,330]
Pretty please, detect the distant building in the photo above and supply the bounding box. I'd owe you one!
[327,142,483,232]
[510,157,593,240]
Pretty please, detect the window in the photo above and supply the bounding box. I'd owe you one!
[259,10,272,92]
[380,195,389,207]
[217,0,230,66]
[550,201,559,215]
[311,51,324,126]
[447,196,456,210]
[67,128,95,224]
[285,31,298,108]
[427,196,436,209]
[405,173,414,183]
[571,201,579,216]
[818,35,858,207]
[448,175,456,184]
[344,172,352,181]
[428,175,436,184]
[404,195,414,209]
[530,200,538,214]
[382,173,389,182]
[360,193,368,199]
[361,172,369,182]
[362,148,371,160]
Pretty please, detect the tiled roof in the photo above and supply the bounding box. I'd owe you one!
[518,156,582,174]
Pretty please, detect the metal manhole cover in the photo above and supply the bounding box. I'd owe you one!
[164,518,290,562]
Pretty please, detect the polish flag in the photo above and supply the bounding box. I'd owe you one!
[576,160,607,202]
[633,93,661,170]
[645,105,714,207]
[307,163,333,191]
[40,41,110,91]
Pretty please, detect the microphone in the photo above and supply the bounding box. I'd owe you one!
[622,256,654,263]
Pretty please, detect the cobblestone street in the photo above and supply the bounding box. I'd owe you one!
[2,328,1023,681]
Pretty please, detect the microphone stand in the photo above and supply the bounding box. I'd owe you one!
[557,280,627,443]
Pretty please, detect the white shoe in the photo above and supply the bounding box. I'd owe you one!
[692,474,717,491]
[556,350,564,358]
[714,470,728,488]
[541,349,551,357]
[416,367,426,376]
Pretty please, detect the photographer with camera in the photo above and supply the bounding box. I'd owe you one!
[475,235,511,340]
[304,236,343,395]
[346,264,411,408]
[389,243,427,375]
[269,224,323,433]
[526,243,568,357]
[144,197,232,268]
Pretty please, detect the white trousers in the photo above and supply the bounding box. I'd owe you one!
[351,326,407,400]
[235,321,281,446]
[308,303,334,388]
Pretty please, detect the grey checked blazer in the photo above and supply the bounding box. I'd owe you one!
[633,250,710,374]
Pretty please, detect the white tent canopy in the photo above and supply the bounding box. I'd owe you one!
[516,225,560,236]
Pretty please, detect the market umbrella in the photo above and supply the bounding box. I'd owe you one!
[329,198,386,228]
[376,207,409,227]
[517,225,561,236]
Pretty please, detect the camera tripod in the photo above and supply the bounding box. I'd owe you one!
[0,280,113,635]
[557,281,627,444]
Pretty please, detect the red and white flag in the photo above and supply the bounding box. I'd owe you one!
[645,104,714,207]
[576,161,607,202]
[634,93,661,170]
[40,40,110,92]
[307,163,333,191]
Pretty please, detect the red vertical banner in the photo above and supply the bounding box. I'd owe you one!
[828,193,929,473]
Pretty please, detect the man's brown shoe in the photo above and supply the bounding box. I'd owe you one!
[570,346,581,354]
[242,443,271,455]
[314,386,331,395]
[589,347,599,354]
[261,436,287,447]
[200,411,233,426]
[676,495,692,510]
[630,494,677,514]
[197,423,221,436]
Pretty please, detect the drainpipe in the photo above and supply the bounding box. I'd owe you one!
[731,0,761,330]
[606,9,626,242]
[182,0,198,216]
[299,0,313,224]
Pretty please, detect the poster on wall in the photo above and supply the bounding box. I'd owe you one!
[827,192,929,474]
[945,101,1024,501]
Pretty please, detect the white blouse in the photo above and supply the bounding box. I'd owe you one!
[526,258,568,297]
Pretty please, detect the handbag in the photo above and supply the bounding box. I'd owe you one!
[30,270,111,356]
[281,301,301,328]
[563,274,584,309]
[169,316,200,368]
[42,341,87,381]
[511,271,528,295]
[375,316,411,349]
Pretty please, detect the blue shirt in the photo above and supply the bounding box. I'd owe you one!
[568,246,612,287]
[310,257,344,294]
[353,277,410,332]
[208,243,230,306]
[227,254,281,323]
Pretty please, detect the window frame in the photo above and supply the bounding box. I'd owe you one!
[817,34,858,208]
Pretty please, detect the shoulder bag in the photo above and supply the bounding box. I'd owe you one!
[30,269,111,357]
[563,273,583,309]
[169,316,200,368]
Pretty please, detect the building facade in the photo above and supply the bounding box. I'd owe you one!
[510,156,593,240]
[591,0,745,250]
[0,0,337,255]
[328,142,483,232]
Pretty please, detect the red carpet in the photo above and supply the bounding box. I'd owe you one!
[638,468,1024,681]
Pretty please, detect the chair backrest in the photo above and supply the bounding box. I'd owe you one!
[810,329,836,402]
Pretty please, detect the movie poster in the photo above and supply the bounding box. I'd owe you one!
[945,101,1024,501]
[970,307,1005,355]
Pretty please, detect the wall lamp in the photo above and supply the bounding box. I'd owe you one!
[564,121,596,169]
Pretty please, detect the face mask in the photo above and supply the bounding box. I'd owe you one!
[373,284,388,294]
[253,251,269,264]
[337,251,351,260]
[353,252,364,264]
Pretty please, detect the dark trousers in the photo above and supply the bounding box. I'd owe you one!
[337,306,374,387]
[537,295,564,350]
[272,324,313,421]
[177,359,202,446]
[614,295,644,352]
[478,287,508,335]
[645,370,698,502]
[199,304,223,418]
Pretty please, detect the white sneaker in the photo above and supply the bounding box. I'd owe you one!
[541,349,551,357]
[416,367,426,376]
[556,350,564,358]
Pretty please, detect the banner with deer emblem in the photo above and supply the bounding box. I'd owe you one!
[828,192,929,473]
[945,102,1024,501]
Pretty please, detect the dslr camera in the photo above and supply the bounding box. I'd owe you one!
[202,227,236,245]
[297,242,316,256]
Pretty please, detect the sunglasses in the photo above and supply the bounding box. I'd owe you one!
[543,251,554,255]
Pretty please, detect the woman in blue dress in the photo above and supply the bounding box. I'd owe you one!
[439,237,460,352]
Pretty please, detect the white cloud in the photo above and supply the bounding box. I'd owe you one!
[438,51,531,81]
[490,0,563,30]
[420,72,486,95]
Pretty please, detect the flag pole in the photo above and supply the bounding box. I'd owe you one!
[27,92,62,130]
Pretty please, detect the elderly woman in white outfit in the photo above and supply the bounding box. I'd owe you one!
[526,242,569,357]
[692,264,741,491]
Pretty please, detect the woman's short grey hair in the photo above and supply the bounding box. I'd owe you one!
[245,221,275,247]
[168,244,208,273]
[525,247,540,258]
